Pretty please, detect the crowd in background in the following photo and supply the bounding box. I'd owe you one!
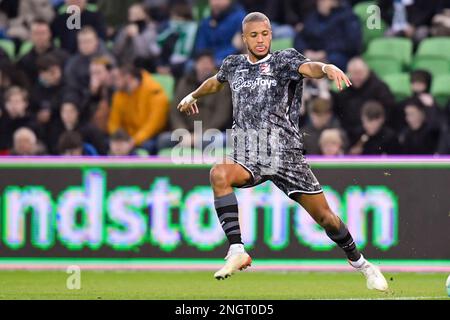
[0,0,449,157]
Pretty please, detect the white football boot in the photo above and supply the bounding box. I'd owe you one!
[214,244,252,280]
[355,258,389,291]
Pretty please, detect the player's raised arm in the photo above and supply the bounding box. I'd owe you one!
[299,62,352,91]
[177,75,225,116]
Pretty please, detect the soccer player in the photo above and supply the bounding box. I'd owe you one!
[177,12,388,291]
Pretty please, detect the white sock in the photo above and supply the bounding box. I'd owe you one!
[349,255,366,269]
[230,244,245,254]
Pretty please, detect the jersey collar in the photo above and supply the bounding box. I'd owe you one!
[245,54,272,65]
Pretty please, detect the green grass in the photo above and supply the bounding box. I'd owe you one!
[0,271,448,300]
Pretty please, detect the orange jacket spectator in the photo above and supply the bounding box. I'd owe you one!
[108,69,169,146]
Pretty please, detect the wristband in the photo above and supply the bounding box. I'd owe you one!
[322,64,328,74]
[181,93,197,105]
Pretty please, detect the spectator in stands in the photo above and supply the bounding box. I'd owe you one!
[303,97,342,155]
[239,0,302,38]
[17,19,69,83]
[10,127,45,156]
[301,78,332,127]
[46,100,107,155]
[142,0,171,23]
[400,100,441,154]
[64,26,115,115]
[156,1,198,79]
[0,62,30,107]
[58,131,86,156]
[379,0,442,44]
[318,128,346,156]
[265,0,316,32]
[294,0,362,71]
[393,70,442,132]
[97,0,142,30]
[157,51,232,151]
[349,101,400,155]
[108,65,169,154]
[431,2,450,36]
[0,87,38,152]
[7,0,55,42]
[109,129,148,156]
[194,0,247,66]
[30,53,65,129]
[51,0,107,53]
[88,56,115,133]
[113,3,160,72]
[333,57,396,142]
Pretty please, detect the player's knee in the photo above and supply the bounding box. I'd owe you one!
[318,211,340,232]
[210,165,230,190]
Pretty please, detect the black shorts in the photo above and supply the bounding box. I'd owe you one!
[228,151,323,199]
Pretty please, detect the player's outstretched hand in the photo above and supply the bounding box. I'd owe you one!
[177,93,199,116]
[324,65,352,91]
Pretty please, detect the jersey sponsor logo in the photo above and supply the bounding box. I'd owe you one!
[231,76,277,92]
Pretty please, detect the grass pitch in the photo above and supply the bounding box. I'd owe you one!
[0,271,448,300]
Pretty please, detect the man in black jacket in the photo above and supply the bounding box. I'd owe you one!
[349,100,400,155]
[17,19,69,83]
[333,57,396,142]
[51,0,107,54]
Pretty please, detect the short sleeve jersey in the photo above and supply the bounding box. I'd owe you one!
[216,49,310,151]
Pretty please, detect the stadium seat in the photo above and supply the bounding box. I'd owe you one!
[415,37,450,61]
[411,57,450,78]
[193,0,210,21]
[365,56,403,77]
[353,1,387,50]
[431,74,450,107]
[151,74,175,102]
[16,41,34,61]
[271,38,294,51]
[364,37,413,68]
[58,3,98,14]
[381,73,412,102]
[0,39,16,61]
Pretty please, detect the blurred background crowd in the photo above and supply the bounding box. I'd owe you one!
[0,0,449,157]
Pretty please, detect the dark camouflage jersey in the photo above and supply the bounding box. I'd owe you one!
[217,49,309,154]
[216,49,323,196]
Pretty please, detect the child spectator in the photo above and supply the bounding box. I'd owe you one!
[0,87,38,152]
[303,97,341,155]
[109,129,148,156]
[319,128,346,157]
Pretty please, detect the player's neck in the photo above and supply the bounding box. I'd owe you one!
[246,52,270,64]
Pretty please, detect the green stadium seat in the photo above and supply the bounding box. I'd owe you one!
[271,38,294,52]
[16,41,34,61]
[151,74,175,102]
[193,0,210,21]
[0,39,16,61]
[365,37,413,68]
[381,73,412,102]
[411,57,450,78]
[431,74,450,107]
[415,37,450,61]
[365,56,403,77]
[353,1,387,50]
[58,3,98,14]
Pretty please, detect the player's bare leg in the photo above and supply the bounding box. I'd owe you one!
[210,159,253,280]
[293,193,389,292]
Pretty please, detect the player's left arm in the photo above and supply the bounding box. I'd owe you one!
[299,62,352,91]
